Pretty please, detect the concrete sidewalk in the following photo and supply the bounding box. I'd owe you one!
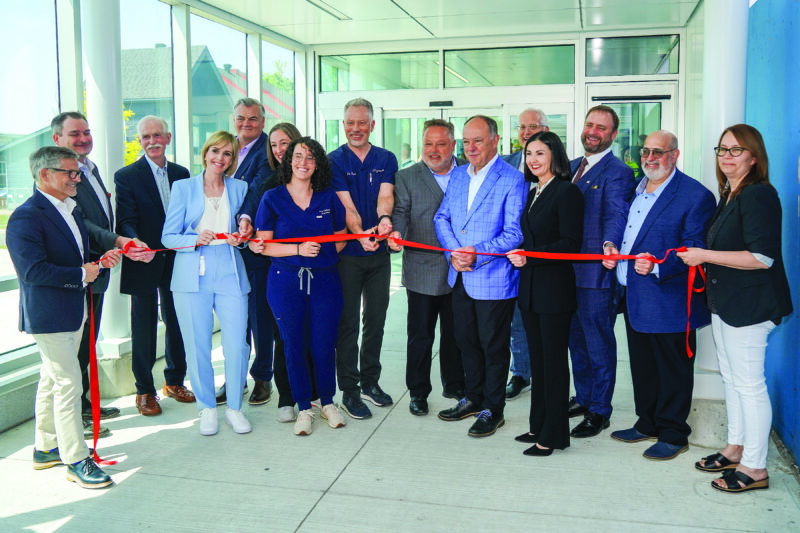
[1,257,799,532]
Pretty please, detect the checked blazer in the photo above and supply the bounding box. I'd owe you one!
[434,156,526,300]
[392,158,466,296]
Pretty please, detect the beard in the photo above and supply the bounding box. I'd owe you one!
[643,163,670,182]
[580,132,613,154]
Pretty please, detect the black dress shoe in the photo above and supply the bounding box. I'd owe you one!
[438,398,480,421]
[82,406,120,421]
[409,397,429,416]
[570,412,610,438]
[505,375,531,400]
[216,382,249,405]
[442,388,466,401]
[514,432,538,443]
[468,411,504,437]
[66,457,113,489]
[567,397,588,418]
[523,444,553,457]
[248,380,272,405]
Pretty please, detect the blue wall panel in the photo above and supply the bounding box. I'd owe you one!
[746,0,800,463]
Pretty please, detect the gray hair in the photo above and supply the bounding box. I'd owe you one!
[465,115,498,138]
[30,146,79,183]
[520,108,549,126]
[137,115,169,136]
[234,98,265,118]
[51,111,87,136]
[422,119,455,141]
[344,98,374,121]
[650,129,679,150]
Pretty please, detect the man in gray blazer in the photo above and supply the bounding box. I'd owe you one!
[388,119,466,416]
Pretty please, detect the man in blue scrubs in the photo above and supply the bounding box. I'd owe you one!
[329,98,398,419]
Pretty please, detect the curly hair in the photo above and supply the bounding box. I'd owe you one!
[278,137,332,192]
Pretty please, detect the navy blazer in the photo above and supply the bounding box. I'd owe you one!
[571,152,635,289]
[501,151,523,172]
[6,190,89,334]
[622,170,715,334]
[114,156,190,295]
[74,165,117,293]
[705,183,793,327]
[233,131,271,186]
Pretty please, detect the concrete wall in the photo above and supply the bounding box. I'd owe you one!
[745,0,800,463]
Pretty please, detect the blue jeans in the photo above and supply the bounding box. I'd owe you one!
[509,303,530,380]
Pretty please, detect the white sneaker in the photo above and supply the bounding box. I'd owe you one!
[277,406,296,423]
[311,398,322,410]
[225,408,252,434]
[321,404,346,429]
[294,409,314,436]
[199,408,218,436]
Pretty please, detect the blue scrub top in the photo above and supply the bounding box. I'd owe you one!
[328,143,397,256]
[254,185,346,268]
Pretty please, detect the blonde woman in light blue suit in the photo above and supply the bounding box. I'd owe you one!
[162,131,254,437]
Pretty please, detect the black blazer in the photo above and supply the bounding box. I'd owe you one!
[517,178,584,314]
[705,183,792,327]
[74,165,117,293]
[114,156,190,295]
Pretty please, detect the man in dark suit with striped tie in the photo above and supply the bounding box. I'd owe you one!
[389,119,466,416]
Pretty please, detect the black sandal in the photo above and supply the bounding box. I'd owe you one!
[695,452,739,473]
[711,470,769,493]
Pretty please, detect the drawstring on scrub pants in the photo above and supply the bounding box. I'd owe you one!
[298,267,314,295]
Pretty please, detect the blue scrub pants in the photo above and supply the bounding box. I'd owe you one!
[173,245,249,411]
[509,303,531,380]
[267,264,342,411]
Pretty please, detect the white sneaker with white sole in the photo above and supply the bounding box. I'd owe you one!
[277,406,296,423]
[199,408,218,436]
[225,408,252,434]
[321,404,346,429]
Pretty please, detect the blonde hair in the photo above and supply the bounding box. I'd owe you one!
[201,131,239,176]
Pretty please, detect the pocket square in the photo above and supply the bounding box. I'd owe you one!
[591,185,599,189]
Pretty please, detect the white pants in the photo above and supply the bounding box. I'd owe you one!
[711,313,776,469]
[32,313,90,465]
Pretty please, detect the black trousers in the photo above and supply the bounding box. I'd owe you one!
[405,289,465,398]
[451,274,514,416]
[623,297,696,446]
[521,308,571,450]
[130,281,187,396]
[78,291,104,411]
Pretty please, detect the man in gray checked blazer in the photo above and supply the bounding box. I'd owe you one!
[388,119,466,416]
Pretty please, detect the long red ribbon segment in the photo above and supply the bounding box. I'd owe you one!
[87,287,116,466]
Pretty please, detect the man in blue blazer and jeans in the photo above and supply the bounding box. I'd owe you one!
[569,105,635,438]
[7,146,120,488]
[603,130,715,460]
[434,115,526,437]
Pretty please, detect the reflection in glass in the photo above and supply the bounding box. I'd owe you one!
[383,118,427,169]
[325,120,342,153]
[261,40,296,129]
[604,102,662,180]
[444,46,574,88]
[586,35,679,77]
[320,52,439,92]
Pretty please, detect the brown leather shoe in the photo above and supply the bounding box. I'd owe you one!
[163,384,196,403]
[136,394,162,416]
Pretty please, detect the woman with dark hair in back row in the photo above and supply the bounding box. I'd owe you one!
[507,131,584,457]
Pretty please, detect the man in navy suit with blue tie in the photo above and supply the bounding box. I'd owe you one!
[7,146,120,488]
[568,105,635,438]
[434,115,526,437]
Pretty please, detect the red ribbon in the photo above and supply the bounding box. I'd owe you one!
[87,287,116,466]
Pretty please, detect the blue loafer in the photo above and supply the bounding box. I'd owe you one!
[610,427,657,443]
[643,441,688,460]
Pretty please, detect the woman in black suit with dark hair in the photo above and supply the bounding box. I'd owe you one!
[507,131,584,456]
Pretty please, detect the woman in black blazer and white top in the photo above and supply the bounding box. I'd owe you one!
[507,131,584,456]
[679,124,792,494]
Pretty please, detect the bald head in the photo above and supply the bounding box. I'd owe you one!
[641,130,679,183]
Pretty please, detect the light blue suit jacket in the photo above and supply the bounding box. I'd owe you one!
[434,156,526,300]
[162,174,249,295]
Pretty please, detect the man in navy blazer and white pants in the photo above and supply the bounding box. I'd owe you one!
[434,115,526,438]
[7,146,120,488]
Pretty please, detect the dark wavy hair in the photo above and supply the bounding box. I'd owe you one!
[715,123,771,200]
[522,131,572,182]
[279,137,332,192]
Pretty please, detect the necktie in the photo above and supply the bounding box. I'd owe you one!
[572,157,588,184]
[156,167,170,210]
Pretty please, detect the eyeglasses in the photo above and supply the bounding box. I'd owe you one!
[640,148,676,158]
[47,168,81,179]
[518,124,545,131]
[292,153,315,163]
[713,146,748,157]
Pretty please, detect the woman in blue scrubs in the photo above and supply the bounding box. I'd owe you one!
[251,137,347,436]
[162,131,253,437]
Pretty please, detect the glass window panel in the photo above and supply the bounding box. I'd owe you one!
[444,46,574,88]
[190,13,247,174]
[325,120,342,153]
[586,35,679,77]
[447,116,504,158]
[604,102,662,180]
[261,40,295,129]
[383,118,427,169]
[0,0,59,354]
[320,52,439,92]
[120,0,175,165]
[509,114,568,153]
